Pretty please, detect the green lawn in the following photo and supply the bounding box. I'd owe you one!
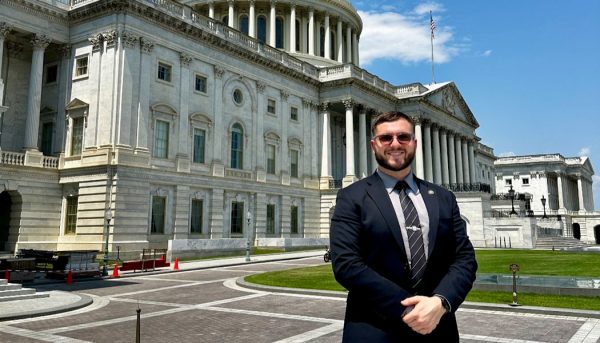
[244,249,600,311]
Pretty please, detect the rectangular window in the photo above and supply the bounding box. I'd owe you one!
[267,99,276,115]
[41,122,53,156]
[522,178,529,185]
[45,64,58,84]
[291,205,299,234]
[290,106,298,121]
[151,196,166,234]
[267,144,276,174]
[158,62,172,82]
[505,179,512,186]
[154,120,169,158]
[193,128,206,164]
[75,56,88,77]
[195,74,207,93]
[65,196,78,234]
[290,149,299,178]
[71,117,84,156]
[190,199,203,234]
[231,201,244,235]
[266,204,275,235]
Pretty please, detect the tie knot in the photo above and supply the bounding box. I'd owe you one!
[395,180,409,192]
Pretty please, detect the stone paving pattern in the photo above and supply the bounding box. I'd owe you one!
[0,254,598,342]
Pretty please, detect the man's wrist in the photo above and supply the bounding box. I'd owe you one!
[434,294,451,313]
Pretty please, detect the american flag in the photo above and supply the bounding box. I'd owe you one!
[430,11,436,39]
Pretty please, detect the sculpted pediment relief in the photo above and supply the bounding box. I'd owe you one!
[425,83,479,127]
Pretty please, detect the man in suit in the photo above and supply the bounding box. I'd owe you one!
[330,111,477,342]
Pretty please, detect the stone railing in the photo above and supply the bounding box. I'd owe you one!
[443,182,491,193]
[0,151,25,166]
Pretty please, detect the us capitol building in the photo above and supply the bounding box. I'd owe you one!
[0,0,597,258]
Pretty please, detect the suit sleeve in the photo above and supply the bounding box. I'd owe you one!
[432,191,478,312]
[330,186,411,320]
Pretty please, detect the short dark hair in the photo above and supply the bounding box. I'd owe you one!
[371,111,415,135]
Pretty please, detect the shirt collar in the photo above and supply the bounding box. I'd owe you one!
[376,169,419,195]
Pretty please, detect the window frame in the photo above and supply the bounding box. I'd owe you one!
[267,98,277,116]
[290,106,299,121]
[290,205,299,235]
[266,144,277,175]
[230,123,244,169]
[194,73,208,94]
[45,63,59,85]
[266,203,276,235]
[190,198,204,234]
[230,201,244,236]
[192,128,206,164]
[290,149,299,178]
[153,119,170,159]
[157,61,173,83]
[73,55,89,80]
[64,196,78,235]
[151,195,166,234]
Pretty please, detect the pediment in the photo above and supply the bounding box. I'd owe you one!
[264,131,281,141]
[189,112,213,126]
[151,103,178,116]
[425,83,479,128]
[65,98,89,111]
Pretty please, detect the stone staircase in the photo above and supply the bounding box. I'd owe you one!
[535,236,588,250]
[0,279,49,302]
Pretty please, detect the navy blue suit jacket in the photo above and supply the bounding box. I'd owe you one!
[330,172,477,342]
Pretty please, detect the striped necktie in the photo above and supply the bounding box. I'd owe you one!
[395,180,426,287]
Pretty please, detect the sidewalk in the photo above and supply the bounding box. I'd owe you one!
[1,249,599,322]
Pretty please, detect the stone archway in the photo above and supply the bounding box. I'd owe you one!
[595,225,600,245]
[572,223,581,240]
[0,191,12,251]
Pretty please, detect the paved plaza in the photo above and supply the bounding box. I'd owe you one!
[0,253,599,342]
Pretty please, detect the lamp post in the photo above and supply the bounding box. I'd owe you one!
[541,195,548,219]
[102,208,113,277]
[508,184,517,216]
[245,210,252,262]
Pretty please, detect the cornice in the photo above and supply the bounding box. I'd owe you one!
[3,0,69,25]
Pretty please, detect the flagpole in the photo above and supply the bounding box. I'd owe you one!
[430,11,435,84]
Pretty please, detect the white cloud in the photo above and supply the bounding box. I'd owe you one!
[578,147,591,157]
[482,50,493,57]
[593,175,600,210]
[498,151,516,157]
[358,9,461,66]
[413,2,445,16]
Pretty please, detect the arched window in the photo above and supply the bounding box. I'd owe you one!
[257,16,267,43]
[240,15,249,35]
[275,17,284,48]
[231,123,244,169]
[319,27,325,57]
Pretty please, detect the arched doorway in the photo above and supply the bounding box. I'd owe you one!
[595,225,600,245]
[0,191,12,251]
[572,223,581,240]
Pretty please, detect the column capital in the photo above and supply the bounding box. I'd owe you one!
[121,31,139,49]
[342,98,353,110]
[180,52,193,67]
[227,0,235,5]
[59,44,71,58]
[89,33,104,52]
[431,122,440,130]
[302,98,311,108]
[214,66,225,79]
[320,102,329,112]
[140,38,154,54]
[31,34,51,50]
[0,22,11,39]
[256,80,266,93]
[102,30,118,48]
[280,90,290,101]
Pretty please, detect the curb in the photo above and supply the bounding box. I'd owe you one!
[0,292,93,322]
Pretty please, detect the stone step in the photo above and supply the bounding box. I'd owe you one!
[0,293,50,303]
[0,288,36,298]
[0,283,22,291]
[0,279,6,285]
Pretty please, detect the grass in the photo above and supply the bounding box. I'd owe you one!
[244,249,600,311]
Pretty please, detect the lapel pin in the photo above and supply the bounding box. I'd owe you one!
[428,190,435,195]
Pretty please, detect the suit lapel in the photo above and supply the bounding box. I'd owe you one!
[417,178,439,257]
[365,173,407,260]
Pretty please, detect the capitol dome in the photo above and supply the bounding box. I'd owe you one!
[182,0,363,67]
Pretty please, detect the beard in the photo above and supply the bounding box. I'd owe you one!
[374,147,416,172]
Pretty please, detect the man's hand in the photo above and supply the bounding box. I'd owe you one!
[401,295,446,335]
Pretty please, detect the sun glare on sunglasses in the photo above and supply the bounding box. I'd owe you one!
[374,133,415,145]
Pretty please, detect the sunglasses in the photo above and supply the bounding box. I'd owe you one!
[373,133,415,145]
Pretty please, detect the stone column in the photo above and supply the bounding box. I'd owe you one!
[462,138,470,184]
[423,121,433,182]
[352,32,358,66]
[177,52,192,172]
[455,136,464,184]
[432,124,442,184]
[310,102,318,179]
[448,132,456,184]
[255,81,266,182]
[319,103,332,188]
[346,26,352,63]
[556,172,565,210]
[136,38,154,152]
[342,99,356,186]
[249,0,256,38]
[468,140,476,184]
[115,31,139,149]
[289,4,296,53]
[336,19,343,63]
[208,2,215,19]
[308,8,315,56]
[324,14,330,60]
[24,34,51,151]
[280,91,290,185]
[414,118,424,179]
[440,128,449,185]
[227,0,235,27]
[269,1,276,46]
[212,66,226,176]
[358,107,367,179]
[55,45,71,154]
[0,23,10,104]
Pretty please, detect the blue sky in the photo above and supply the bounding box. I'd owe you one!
[351,0,600,209]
